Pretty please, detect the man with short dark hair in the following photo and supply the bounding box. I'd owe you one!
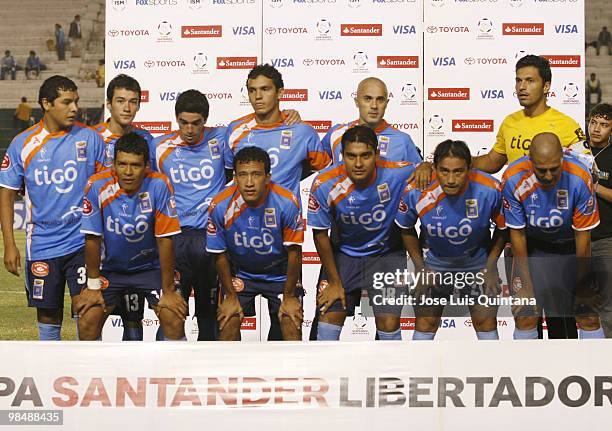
[0,75,106,340]
[77,133,186,340]
[207,146,304,341]
[1,50,16,80]
[25,51,45,79]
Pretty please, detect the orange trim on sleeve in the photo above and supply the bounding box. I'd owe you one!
[283,226,304,244]
[270,183,300,209]
[308,150,331,170]
[155,210,180,236]
[311,165,346,193]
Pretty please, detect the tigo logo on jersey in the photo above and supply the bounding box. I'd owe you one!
[339,203,386,232]
[480,89,504,99]
[83,197,93,216]
[233,26,255,35]
[428,88,470,100]
[452,119,494,132]
[305,120,332,133]
[270,58,294,68]
[393,25,417,35]
[1,154,10,170]
[33,160,79,194]
[233,229,275,255]
[280,89,308,101]
[340,24,383,36]
[217,57,257,69]
[426,218,473,245]
[377,56,418,68]
[181,25,222,38]
[113,60,136,69]
[107,215,149,243]
[502,23,544,35]
[542,55,580,67]
[554,24,578,34]
[168,159,215,189]
[133,122,172,134]
[31,262,49,277]
[432,57,455,66]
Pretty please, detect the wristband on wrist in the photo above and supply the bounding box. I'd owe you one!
[87,277,102,291]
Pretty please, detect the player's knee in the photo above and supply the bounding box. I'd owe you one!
[374,314,400,332]
[159,310,185,340]
[280,316,302,341]
[36,308,63,325]
[319,311,346,327]
[576,314,601,331]
[77,310,105,340]
[514,315,538,330]
[218,316,242,341]
[415,316,439,333]
[471,315,497,332]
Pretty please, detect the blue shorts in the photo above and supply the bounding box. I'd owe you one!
[174,229,218,317]
[101,269,160,315]
[317,249,408,316]
[25,249,85,309]
[232,278,304,318]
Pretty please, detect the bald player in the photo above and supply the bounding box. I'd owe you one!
[322,77,421,165]
[502,133,600,339]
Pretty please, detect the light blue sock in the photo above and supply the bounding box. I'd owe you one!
[122,325,144,341]
[155,327,165,341]
[476,329,499,340]
[377,329,402,340]
[38,323,61,341]
[513,327,538,339]
[317,322,342,340]
[579,327,605,339]
[412,330,436,340]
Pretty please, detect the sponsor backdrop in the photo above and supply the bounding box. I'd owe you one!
[0,341,611,429]
[104,0,584,341]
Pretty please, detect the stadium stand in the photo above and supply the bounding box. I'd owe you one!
[586,0,612,117]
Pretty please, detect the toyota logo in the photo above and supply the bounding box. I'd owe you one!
[426,26,438,33]
[464,57,476,65]
[303,58,314,66]
[265,27,276,35]
[144,60,155,68]
[108,29,119,37]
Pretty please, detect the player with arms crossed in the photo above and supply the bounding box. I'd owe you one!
[322,77,421,165]
[396,140,506,340]
[308,125,416,341]
[207,147,304,341]
[152,90,228,341]
[502,133,599,339]
[76,133,187,340]
[0,75,105,340]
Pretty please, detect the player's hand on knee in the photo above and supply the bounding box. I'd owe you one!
[483,267,501,297]
[511,280,539,316]
[76,288,105,317]
[159,289,188,321]
[217,295,243,330]
[279,295,303,330]
[414,162,433,191]
[3,244,21,276]
[282,109,301,125]
[317,280,345,315]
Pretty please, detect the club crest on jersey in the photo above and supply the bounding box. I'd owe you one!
[1,154,10,171]
[378,136,390,156]
[308,195,320,213]
[377,183,391,203]
[207,219,217,236]
[466,199,478,218]
[398,198,408,213]
[76,141,87,161]
[208,139,221,159]
[32,279,44,299]
[83,197,93,216]
[31,262,49,277]
[232,277,245,293]
[557,190,569,210]
[139,192,152,213]
[264,208,277,228]
[280,130,292,150]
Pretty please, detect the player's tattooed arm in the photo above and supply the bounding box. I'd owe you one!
[313,229,346,314]
[0,187,20,276]
[214,252,244,330]
[280,245,303,330]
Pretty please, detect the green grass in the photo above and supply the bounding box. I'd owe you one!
[0,230,77,340]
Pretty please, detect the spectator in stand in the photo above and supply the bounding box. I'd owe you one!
[13,97,32,133]
[25,51,46,79]
[55,24,66,61]
[96,60,105,88]
[69,15,82,58]
[587,73,603,116]
[1,51,17,80]
[597,26,611,56]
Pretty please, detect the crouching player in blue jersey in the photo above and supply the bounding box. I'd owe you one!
[308,125,416,340]
[502,133,600,339]
[395,140,506,340]
[76,133,187,340]
[0,75,106,340]
[207,147,304,341]
[151,90,229,341]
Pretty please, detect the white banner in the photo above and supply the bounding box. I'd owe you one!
[1,341,611,429]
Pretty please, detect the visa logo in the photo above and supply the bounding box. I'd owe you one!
[113,60,136,69]
[232,26,255,36]
[270,58,294,68]
[159,91,182,101]
[480,89,505,99]
[318,90,342,100]
[554,24,578,34]
[439,319,456,328]
[110,317,124,328]
[433,57,456,66]
[392,25,416,35]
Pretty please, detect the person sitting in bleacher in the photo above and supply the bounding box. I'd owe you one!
[25,51,46,79]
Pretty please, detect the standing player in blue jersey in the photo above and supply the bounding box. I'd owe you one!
[395,140,506,340]
[502,133,600,339]
[322,77,422,165]
[207,147,304,341]
[95,74,153,167]
[225,64,330,199]
[0,75,106,340]
[76,133,187,340]
[308,126,416,341]
[94,74,156,341]
[151,90,228,341]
